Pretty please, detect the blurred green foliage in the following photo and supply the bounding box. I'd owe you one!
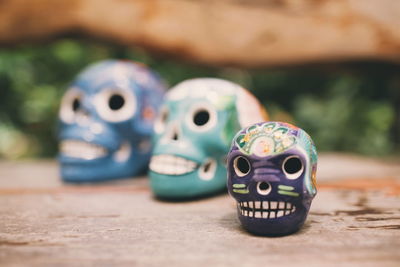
[0,39,399,158]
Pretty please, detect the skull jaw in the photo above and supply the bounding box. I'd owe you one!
[149,164,227,199]
[59,151,149,182]
[237,206,309,236]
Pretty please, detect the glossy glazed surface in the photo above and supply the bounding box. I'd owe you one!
[227,121,317,235]
[149,78,268,198]
[58,60,166,182]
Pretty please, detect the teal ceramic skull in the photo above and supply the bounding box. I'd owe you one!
[149,78,268,199]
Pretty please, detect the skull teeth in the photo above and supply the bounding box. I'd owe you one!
[60,140,107,160]
[149,154,198,175]
[237,201,296,219]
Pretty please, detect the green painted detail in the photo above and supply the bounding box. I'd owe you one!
[221,99,240,145]
[278,190,299,197]
[234,122,298,156]
[248,125,258,133]
[233,184,246,188]
[233,189,249,194]
[236,134,246,149]
[214,95,235,110]
[278,185,294,191]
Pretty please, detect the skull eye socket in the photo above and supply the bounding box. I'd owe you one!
[95,88,136,122]
[154,106,169,134]
[233,156,251,177]
[108,94,125,110]
[72,98,81,112]
[193,110,209,126]
[257,182,272,195]
[59,88,82,124]
[187,103,217,132]
[282,155,304,180]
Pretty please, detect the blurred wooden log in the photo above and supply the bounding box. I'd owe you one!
[0,0,399,67]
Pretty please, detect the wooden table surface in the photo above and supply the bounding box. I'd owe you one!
[0,153,399,266]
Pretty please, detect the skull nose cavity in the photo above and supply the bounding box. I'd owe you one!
[257,181,272,195]
[172,131,179,141]
[76,109,91,125]
[199,158,217,181]
[168,124,180,141]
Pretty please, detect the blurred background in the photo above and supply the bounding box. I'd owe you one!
[0,0,399,159]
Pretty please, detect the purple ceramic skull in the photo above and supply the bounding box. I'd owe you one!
[227,121,317,236]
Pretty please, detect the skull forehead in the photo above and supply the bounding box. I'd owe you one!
[165,78,268,127]
[73,60,159,93]
[166,78,240,104]
[234,122,305,157]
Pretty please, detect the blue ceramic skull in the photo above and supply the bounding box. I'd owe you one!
[227,121,317,236]
[149,78,268,199]
[58,60,166,182]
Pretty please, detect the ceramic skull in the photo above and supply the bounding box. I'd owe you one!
[58,60,166,182]
[227,121,317,236]
[149,78,268,199]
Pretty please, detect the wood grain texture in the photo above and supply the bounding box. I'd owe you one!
[0,154,399,266]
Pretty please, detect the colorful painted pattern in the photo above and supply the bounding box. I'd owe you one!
[235,122,299,157]
[58,60,166,182]
[227,121,318,235]
[149,78,268,199]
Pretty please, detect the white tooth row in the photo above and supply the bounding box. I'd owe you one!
[241,201,292,210]
[149,155,198,175]
[60,140,107,160]
[238,201,296,219]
